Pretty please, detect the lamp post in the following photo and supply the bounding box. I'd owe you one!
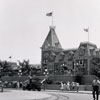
[43,68,49,90]
[73,61,79,75]
[18,69,22,88]
[44,68,48,75]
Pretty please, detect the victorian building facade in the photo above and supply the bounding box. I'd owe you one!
[41,26,100,75]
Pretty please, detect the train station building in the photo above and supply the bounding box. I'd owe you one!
[41,26,100,75]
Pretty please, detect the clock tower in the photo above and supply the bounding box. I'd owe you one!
[41,26,63,75]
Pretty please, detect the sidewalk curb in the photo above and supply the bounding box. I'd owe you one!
[66,91,92,94]
[43,90,92,94]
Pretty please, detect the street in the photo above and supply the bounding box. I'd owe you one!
[42,90,93,100]
[0,89,51,100]
[0,89,95,100]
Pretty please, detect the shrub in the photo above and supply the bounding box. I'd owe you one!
[74,73,83,85]
[45,79,53,84]
[53,81,61,85]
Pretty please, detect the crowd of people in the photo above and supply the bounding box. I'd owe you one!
[60,81,79,92]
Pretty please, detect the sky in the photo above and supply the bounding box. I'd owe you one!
[0,0,100,64]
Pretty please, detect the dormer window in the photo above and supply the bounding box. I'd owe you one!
[90,49,95,56]
[79,46,85,56]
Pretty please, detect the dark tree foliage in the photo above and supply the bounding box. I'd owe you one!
[74,73,83,85]
[18,59,31,75]
[91,57,100,78]
[18,59,40,76]
[0,60,14,76]
[0,59,41,76]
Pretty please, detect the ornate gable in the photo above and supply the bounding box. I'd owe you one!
[41,26,62,50]
[74,42,97,58]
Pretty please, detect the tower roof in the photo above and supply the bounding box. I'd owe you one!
[41,26,62,50]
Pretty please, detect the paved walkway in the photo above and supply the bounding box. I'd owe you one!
[44,90,92,94]
[0,89,93,100]
[0,89,51,100]
[42,90,93,100]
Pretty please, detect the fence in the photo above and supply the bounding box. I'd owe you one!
[0,75,95,85]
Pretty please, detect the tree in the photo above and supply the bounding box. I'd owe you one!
[74,73,83,85]
[0,60,13,76]
[18,59,31,76]
[91,57,100,78]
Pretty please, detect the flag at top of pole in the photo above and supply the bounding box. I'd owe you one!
[9,56,12,59]
[84,27,90,43]
[46,12,53,16]
[84,28,89,32]
[46,12,53,26]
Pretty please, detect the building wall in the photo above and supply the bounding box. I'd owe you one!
[41,26,100,76]
[41,42,100,75]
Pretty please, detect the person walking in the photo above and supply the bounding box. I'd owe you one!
[76,82,79,92]
[92,77,100,100]
[71,82,75,91]
[60,81,64,91]
[66,81,70,91]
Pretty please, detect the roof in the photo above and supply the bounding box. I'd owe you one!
[41,26,62,49]
[80,41,97,48]
[63,48,77,51]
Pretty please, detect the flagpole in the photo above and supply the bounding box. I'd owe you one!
[84,27,90,75]
[88,27,89,43]
[87,26,89,75]
[52,12,53,26]
[46,11,54,26]
[9,56,12,62]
